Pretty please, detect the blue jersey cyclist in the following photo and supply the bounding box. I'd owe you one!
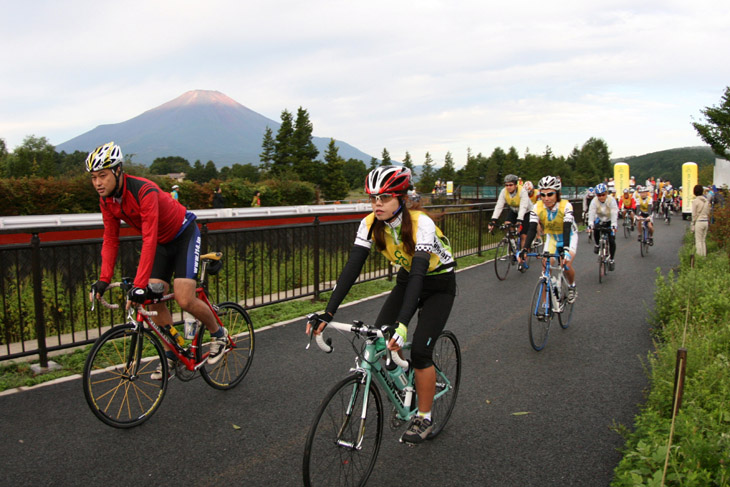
[306,165,456,444]
[86,142,229,380]
[519,175,579,303]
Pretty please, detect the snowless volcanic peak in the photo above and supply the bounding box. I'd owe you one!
[162,89,240,108]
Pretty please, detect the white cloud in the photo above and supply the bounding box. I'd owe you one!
[1,0,728,164]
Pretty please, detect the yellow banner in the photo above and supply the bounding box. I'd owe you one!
[682,162,698,214]
[614,162,630,196]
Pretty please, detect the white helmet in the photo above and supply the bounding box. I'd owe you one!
[172,185,180,190]
[538,175,561,191]
[85,142,123,172]
[365,165,412,195]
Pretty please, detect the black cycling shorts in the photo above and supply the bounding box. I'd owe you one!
[149,221,201,283]
[374,268,456,369]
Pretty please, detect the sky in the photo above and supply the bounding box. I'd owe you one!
[2,0,729,168]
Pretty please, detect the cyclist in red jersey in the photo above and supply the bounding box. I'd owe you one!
[86,142,229,377]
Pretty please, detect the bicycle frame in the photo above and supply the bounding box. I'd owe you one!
[318,322,454,446]
[132,286,227,373]
[526,252,568,315]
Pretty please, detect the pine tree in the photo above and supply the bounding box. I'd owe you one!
[418,152,437,193]
[320,139,350,200]
[259,126,275,173]
[402,151,414,171]
[438,151,456,182]
[273,110,295,175]
[380,148,392,167]
[291,107,320,183]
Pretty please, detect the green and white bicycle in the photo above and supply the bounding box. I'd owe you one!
[302,317,461,487]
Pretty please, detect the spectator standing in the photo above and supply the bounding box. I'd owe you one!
[212,187,225,208]
[691,184,711,257]
[251,190,261,207]
[170,184,180,201]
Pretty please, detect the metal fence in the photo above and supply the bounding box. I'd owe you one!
[0,202,523,364]
[0,199,586,364]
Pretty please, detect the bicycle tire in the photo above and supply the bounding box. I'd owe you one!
[623,219,630,238]
[82,323,167,428]
[429,330,461,438]
[598,239,605,284]
[494,238,512,281]
[557,276,574,329]
[198,301,255,390]
[640,231,646,257]
[303,373,383,487]
[528,278,551,351]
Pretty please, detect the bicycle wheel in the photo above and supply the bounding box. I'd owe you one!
[198,301,255,390]
[557,276,574,329]
[303,373,383,487]
[639,231,646,257]
[623,219,630,238]
[429,330,461,438]
[494,238,512,281]
[82,323,167,428]
[598,239,606,284]
[528,278,551,351]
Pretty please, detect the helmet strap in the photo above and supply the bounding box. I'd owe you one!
[386,199,404,221]
[112,166,124,198]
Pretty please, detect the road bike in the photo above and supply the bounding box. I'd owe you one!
[621,210,634,239]
[302,318,461,486]
[636,216,652,257]
[82,252,255,428]
[594,225,613,283]
[493,223,542,280]
[525,251,575,351]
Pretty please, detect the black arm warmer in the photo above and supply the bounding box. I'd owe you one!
[561,221,572,252]
[523,221,538,250]
[325,245,370,316]
[395,251,430,325]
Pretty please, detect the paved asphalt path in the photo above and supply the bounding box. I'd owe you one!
[0,218,687,486]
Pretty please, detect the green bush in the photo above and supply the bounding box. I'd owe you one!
[612,237,730,486]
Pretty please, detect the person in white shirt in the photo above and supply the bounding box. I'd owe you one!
[588,183,619,270]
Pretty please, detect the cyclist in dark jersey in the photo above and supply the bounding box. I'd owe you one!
[86,142,229,377]
[307,165,456,444]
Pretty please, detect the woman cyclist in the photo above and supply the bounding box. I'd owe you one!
[518,175,579,303]
[306,166,456,444]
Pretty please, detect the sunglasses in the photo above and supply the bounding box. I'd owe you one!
[539,192,556,198]
[597,193,607,197]
[368,193,398,203]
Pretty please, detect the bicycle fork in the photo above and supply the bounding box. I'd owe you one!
[336,374,372,451]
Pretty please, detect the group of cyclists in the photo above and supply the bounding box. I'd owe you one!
[82,139,668,451]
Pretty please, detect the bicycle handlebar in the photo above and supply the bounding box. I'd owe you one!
[522,252,572,271]
[95,282,162,317]
[308,318,409,370]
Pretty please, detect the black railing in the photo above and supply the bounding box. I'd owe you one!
[0,199,583,364]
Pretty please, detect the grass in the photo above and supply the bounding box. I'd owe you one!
[0,251,494,392]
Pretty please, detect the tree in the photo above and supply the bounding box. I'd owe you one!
[343,158,368,189]
[380,148,392,167]
[402,151,414,172]
[273,110,295,175]
[7,135,56,178]
[259,126,275,172]
[320,139,350,200]
[438,151,456,182]
[368,157,378,171]
[225,163,260,181]
[417,152,437,193]
[291,107,320,183]
[149,156,191,175]
[693,86,730,159]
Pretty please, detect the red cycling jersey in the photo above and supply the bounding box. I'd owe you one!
[619,196,636,210]
[99,174,188,288]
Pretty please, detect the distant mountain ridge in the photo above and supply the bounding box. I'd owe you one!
[56,90,374,166]
[612,146,716,184]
